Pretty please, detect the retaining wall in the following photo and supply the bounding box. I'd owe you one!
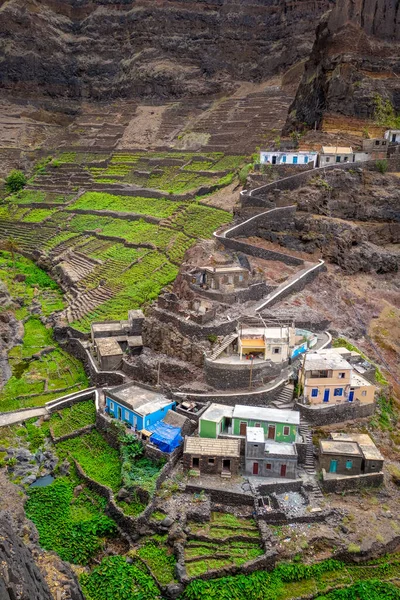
[204,358,286,391]
[149,306,237,339]
[45,387,96,413]
[188,281,274,304]
[174,378,287,406]
[184,484,254,506]
[218,236,304,266]
[321,471,384,493]
[296,400,376,426]
[50,423,95,444]
[62,338,125,387]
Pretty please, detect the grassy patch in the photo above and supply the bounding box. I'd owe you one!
[136,539,176,585]
[69,192,183,218]
[49,400,96,437]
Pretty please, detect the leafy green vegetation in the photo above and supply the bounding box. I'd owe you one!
[80,555,161,600]
[332,337,388,385]
[69,191,183,218]
[49,400,96,437]
[136,539,176,585]
[315,581,400,600]
[25,478,117,564]
[374,94,400,128]
[57,430,122,492]
[5,169,27,193]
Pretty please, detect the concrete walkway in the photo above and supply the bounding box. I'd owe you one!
[0,407,48,427]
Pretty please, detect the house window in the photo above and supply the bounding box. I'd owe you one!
[325,157,330,163]
[239,274,243,282]
[371,463,376,469]
[208,458,215,464]
[146,419,150,426]
[283,426,290,436]
[375,140,380,146]
[109,401,114,410]
[228,276,233,284]
[125,410,130,420]
[346,460,353,470]
[311,389,319,397]
[334,388,343,397]
[338,372,346,379]
[344,156,349,162]
[304,156,308,164]
[336,156,341,163]
[282,155,287,163]
[273,347,281,354]
[361,391,367,396]
[266,463,272,470]
[255,422,261,427]
[310,370,329,378]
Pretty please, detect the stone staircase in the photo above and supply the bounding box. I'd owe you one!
[208,333,238,361]
[299,420,324,504]
[269,384,294,409]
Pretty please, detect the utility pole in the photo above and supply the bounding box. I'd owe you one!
[157,360,161,387]
[249,356,254,390]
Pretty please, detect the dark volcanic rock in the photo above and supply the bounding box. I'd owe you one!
[0,0,334,101]
[0,511,53,600]
[286,0,400,128]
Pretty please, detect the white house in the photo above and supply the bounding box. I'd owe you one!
[384,130,400,144]
[260,151,318,166]
[319,147,354,167]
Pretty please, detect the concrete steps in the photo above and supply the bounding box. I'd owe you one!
[208,333,238,361]
[269,384,294,409]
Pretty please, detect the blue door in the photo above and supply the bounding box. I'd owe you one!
[329,460,338,473]
[293,156,298,164]
[348,390,354,402]
[323,389,330,403]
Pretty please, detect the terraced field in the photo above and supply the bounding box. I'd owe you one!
[185,512,263,577]
[0,149,236,331]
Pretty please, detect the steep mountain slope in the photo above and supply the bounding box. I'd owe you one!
[286,0,400,128]
[0,0,334,100]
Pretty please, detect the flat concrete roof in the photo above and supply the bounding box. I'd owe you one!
[240,327,290,339]
[203,266,247,274]
[351,372,372,387]
[200,403,234,423]
[264,441,297,456]
[92,321,128,334]
[322,146,353,154]
[304,350,351,371]
[246,427,264,443]
[95,337,123,357]
[233,405,300,425]
[330,433,383,461]
[184,436,240,457]
[106,383,171,416]
[320,440,362,457]
[127,336,143,347]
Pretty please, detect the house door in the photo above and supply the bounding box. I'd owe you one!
[268,425,276,440]
[323,389,330,403]
[117,406,122,420]
[392,134,396,143]
[293,156,298,164]
[329,460,338,473]
[272,156,277,165]
[348,390,354,402]
[192,457,200,469]
[280,464,287,477]
[222,459,231,472]
[253,462,259,475]
[240,422,247,436]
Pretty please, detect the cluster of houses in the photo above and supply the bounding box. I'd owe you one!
[259,131,400,168]
[102,341,382,490]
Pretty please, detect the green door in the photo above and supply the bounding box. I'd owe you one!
[329,460,338,473]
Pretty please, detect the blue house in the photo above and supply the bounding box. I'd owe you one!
[105,383,176,431]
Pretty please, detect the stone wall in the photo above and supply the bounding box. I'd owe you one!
[189,281,275,304]
[218,236,304,266]
[204,358,286,391]
[184,484,254,506]
[224,206,298,240]
[148,306,237,339]
[50,423,95,444]
[321,471,384,493]
[63,337,125,387]
[296,400,376,426]
[175,379,286,406]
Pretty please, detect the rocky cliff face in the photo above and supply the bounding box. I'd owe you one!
[0,0,333,100]
[286,0,400,127]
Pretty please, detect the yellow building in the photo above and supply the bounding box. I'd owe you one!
[238,326,296,362]
[299,348,375,405]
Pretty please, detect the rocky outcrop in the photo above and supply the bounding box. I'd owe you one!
[0,0,334,101]
[286,0,400,127]
[0,512,54,600]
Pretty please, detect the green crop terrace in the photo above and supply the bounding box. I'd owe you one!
[0,170,232,331]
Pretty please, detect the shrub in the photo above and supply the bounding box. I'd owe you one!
[5,170,27,193]
[376,159,388,174]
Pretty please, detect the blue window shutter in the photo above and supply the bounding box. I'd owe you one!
[346,460,352,469]
[334,388,343,397]
[282,155,286,163]
[311,388,318,397]
[304,156,308,164]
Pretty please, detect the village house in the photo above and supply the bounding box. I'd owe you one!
[319,146,353,167]
[91,310,145,370]
[319,433,384,479]
[194,265,250,292]
[384,129,400,144]
[105,383,176,430]
[298,348,376,406]
[183,437,241,477]
[199,403,299,442]
[361,138,388,159]
[260,150,317,166]
[245,427,298,478]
